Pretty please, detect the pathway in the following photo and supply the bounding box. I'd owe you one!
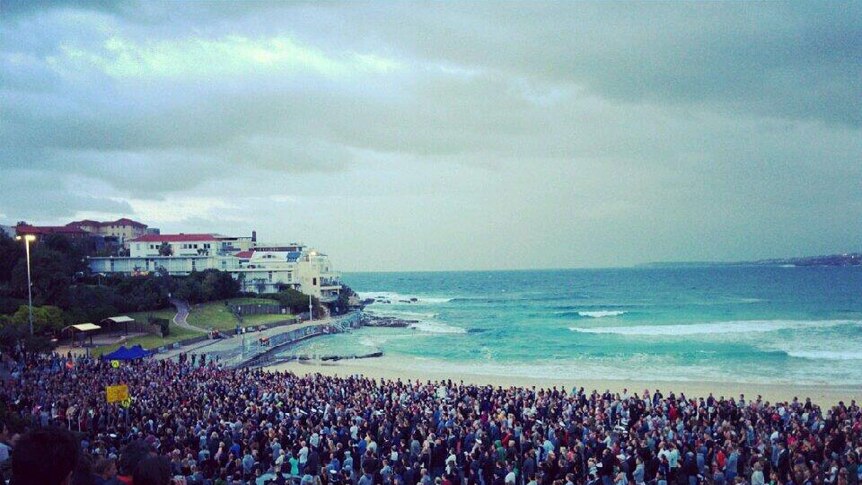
[169,298,206,333]
[154,318,329,361]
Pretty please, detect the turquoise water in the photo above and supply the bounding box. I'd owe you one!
[280,266,862,385]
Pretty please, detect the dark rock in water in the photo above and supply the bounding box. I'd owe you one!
[361,314,417,328]
[410,298,418,302]
[361,298,375,306]
[467,328,488,334]
[399,300,411,303]
[321,352,383,361]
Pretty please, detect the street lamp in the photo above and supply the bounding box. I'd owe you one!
[15,234,36,336]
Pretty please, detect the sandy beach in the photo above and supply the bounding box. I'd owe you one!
[267,355,861,405]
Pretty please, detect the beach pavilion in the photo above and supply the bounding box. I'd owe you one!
[100,315,136,335]
[62,323,102,354]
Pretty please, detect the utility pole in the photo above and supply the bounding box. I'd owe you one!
[308,294,313,322]
[16,235,36,335]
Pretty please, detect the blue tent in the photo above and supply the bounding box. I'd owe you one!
[102,344,152,361]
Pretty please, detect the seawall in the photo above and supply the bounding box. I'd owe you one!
[212,311,363,368]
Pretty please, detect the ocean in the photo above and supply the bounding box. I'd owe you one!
[277,266,862,386]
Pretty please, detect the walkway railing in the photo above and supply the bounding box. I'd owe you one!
[221,312,362,368]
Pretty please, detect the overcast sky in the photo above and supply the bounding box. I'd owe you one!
[1,2,860,271]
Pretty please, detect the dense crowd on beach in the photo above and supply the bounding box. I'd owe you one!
[0,352,859,485]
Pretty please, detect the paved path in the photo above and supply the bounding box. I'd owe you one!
[169,298,206,333]
[155,317,338,361]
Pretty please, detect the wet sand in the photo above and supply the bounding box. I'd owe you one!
[266,355,860,405]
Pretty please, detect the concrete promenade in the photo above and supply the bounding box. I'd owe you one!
[155,312,362,367]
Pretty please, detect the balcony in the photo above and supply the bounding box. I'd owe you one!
[319,278,342,289]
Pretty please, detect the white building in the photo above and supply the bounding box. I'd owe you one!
[89,233,341,300]
[68,218,151,244]
[232,247,342,300]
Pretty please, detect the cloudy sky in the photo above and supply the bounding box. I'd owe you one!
[1,2,860,271]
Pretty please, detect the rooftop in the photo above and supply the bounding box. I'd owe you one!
[130,233,218,243]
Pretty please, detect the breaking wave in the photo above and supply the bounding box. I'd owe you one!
[409,321,467,334]
[569,320,859,336]
[360,291,453,304]
[578,310,627,318]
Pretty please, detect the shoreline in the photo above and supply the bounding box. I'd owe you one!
[266,355,861,405]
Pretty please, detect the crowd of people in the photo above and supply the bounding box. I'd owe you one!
[0,352,859,485]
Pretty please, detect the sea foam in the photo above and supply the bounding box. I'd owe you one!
[784,350,862,361]
[577,310,627,318]
[409,321,467,334]
[569,319,858,336]
[361,291,453,304]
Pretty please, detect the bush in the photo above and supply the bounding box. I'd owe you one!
[270,288,322,316]
[10,305,64,334]
[150,318,170,337]
[0,297,26,315]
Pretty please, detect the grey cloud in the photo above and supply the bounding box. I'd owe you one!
[297,3,862,127]
[0,2,859,269]
[0,169,133,220]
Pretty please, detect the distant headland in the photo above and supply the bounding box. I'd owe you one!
[641,252,862,268]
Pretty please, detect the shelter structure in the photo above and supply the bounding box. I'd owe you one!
[62,323,102,354]
[100,315,135,335]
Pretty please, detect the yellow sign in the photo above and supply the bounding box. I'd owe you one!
[111,360,120,368]
[106,384,129,404]
[121,397,132,408]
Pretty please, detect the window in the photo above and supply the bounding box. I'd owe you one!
[313,277,317,286]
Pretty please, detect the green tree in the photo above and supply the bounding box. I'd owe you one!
[0,297,26,315]
[9,247,73,305]
[11,305,65,334]
[273,288,321,316]
[0,232,24,283]
[64,285,121,324]
[175,276,203,303]
[158,242,172,256]
[113,274,171,312]
[333,285,356,315]
[0,324,57,357]
[200,269,240,301]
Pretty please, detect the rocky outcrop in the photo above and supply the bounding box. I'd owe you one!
[362,296,420,306]
[360,314,417,328]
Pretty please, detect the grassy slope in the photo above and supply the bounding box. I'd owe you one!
[93,307,198,357]
[92,298,295,356]
[186,298,295,331]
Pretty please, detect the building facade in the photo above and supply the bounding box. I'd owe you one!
[15,218,153,246]
[88,232,341,300]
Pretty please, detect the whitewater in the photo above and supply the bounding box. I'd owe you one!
[277,266,862,386]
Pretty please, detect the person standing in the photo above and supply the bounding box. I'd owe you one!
[10,427,79,485]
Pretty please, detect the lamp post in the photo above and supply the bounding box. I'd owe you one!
[15,234,36,336]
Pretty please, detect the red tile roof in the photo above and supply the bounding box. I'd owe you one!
[16,224,89,236]
[130,234,218,243]
[108,218,147,228]
[67,220,100,227]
